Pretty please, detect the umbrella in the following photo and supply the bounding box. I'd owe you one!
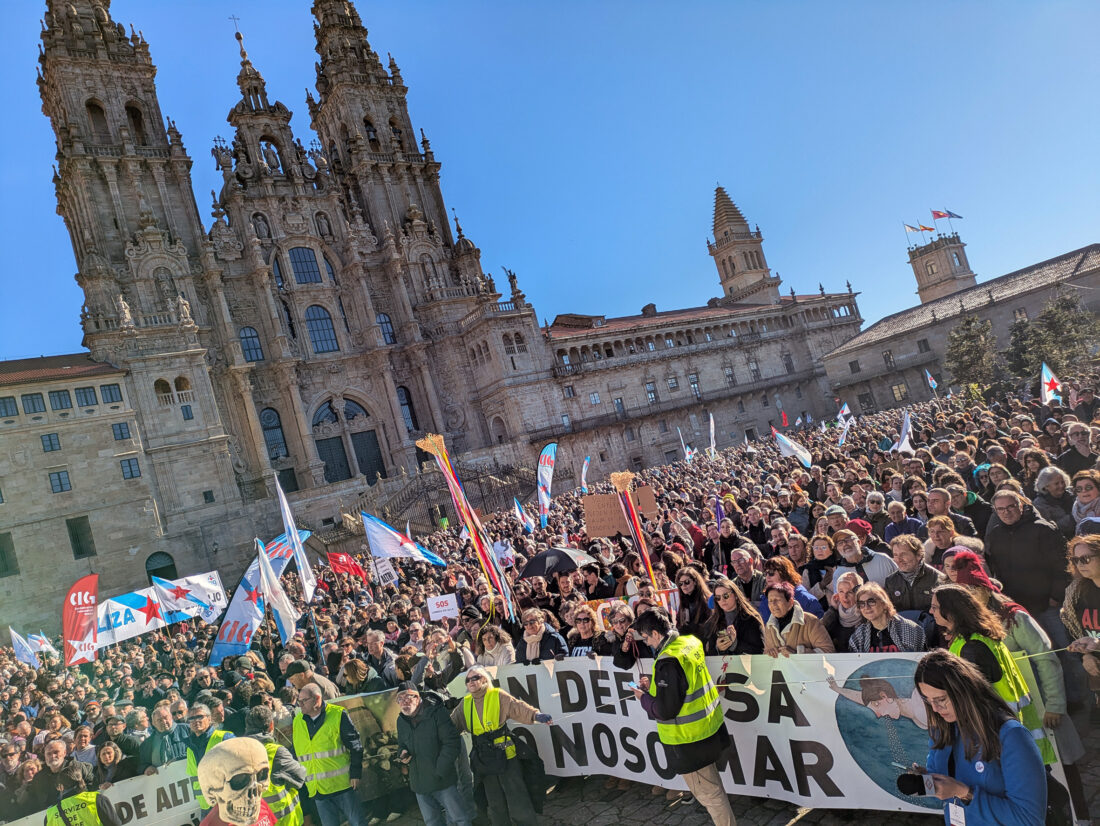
[517,547,597,580]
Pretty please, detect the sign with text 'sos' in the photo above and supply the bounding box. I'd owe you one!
[427,593,460,620]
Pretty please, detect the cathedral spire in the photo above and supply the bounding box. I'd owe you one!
[712,185,749,238]
[234,31,271,111]
[311,0,387,98]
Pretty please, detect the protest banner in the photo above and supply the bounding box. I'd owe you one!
[427,593,460,620]
[63,574,98,666]
[581,487,658,536]
[97,571,226,649]
[375,557,399,586]
[444,653,1062,814]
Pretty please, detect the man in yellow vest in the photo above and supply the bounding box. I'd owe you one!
[292,684,364,826]
[631,607,735,826]
[186,703,234,817]
[245,705,307,826]
[43,784,119,826]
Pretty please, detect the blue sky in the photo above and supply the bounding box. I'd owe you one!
[2,1,1097,360]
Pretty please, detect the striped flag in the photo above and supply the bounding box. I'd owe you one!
[1041,363,1062,404]
[255,538,300,645]
[275,477,316,603]
[925,369,938,390]
[513,497,535,534]
[9,628,39,668]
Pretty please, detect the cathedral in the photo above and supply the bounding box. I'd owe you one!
[0,0,863,628]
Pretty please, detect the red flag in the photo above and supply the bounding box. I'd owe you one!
[63,574,99,666]
[931,210,950,220]
[327,552,367,581]
[781,411,789,427]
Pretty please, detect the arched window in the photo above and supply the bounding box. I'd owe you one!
[174,376,191,392]
[514,332,527,353]
[145,551,177,582]
[125,105,148,145]
[396,387,419,433]
[312,402,338,426]
[324,256,337,283]
[305,305,340,353]
[363,118,379,145]
[490,416,508,444]
[154,378,171,397]
[311,397,385,484]
[289,247,323,284]
[503,334,515,354]
[377,313,396,345]
[271,254,284,288]
[85,100,111,143]
[239,327,264,362]
[389,118,403,147]
[260,408,289,459]
[344,399,368,421]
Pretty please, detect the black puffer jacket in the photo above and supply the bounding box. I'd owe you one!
[395,692,461,794]
[984,505,1069,616]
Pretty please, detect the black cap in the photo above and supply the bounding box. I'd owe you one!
[459,606,482,620]
[395,681,419,695]
[284,659,312,679]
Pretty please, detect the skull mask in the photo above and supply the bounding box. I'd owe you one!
[197,738,270,826]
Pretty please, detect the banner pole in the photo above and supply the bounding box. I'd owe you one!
[307,608,325,672]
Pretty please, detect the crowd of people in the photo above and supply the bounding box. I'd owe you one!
[2,375,1100,826]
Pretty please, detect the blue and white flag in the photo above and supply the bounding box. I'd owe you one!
[925,369,938,391]
[29,632,58,657]
[892,410,914,453]
[537,443,558,528]
[513,497,535,533]
[255,538,301,645]
[208,530,310,666]
[9,628,40,668]
[580,456,590,494]
[773,427,813,468]
[362,512,446,566]
[838,415,854,446]
[275,477,316,603]
[708,413,717,458]
[838,402,851,421]
[1041,362,1062,405]
[151,573,224,624]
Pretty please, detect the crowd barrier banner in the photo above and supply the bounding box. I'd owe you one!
[96,572,227,649]
[446,652,1058,814]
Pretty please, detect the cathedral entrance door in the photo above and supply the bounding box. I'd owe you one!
[316,436,352,483]
[351,430,386,484]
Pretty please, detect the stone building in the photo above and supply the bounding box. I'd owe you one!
[5,0,860,627]
[822,233,1100,411]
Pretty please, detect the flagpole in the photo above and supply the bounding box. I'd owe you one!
[307,608,325,672]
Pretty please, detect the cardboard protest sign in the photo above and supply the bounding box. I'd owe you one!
[581,487,658,536]
[427,593,460,620]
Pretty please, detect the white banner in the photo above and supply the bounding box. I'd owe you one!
[446,653,1057,814]
[375,558,398,586]
[96,571,226,649]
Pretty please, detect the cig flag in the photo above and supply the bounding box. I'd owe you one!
[9,628,39,668]
[327,552,368,581]
[255,538,300,645]
[63,574,98,666]
[362,512,446,566]
[275,477,316,603]
[537,442,558,528]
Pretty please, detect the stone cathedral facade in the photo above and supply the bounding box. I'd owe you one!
[1,0,863,628]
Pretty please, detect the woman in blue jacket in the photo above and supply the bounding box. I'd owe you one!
[913,649,1046,826]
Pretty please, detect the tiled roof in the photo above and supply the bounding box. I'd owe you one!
[826,244,1100,358]
[548,294,844,340]
[0,353,121,388]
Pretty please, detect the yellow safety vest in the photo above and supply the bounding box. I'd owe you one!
[293,704,351,796]
[259,740,303,826]
[186,728,232,809]
[45,792,101,826]
[463,688,516,759]
[949,633,1057,764]
[648,634,724,746]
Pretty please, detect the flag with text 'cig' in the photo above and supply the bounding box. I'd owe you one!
[772,427,812,468]
[362,512,446,566]
[536,443,558,528]
[9,628,39,668]
[1041,362,1062,405]
[275,477,316,604]
[255,538,300,645]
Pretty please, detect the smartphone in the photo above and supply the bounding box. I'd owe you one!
[627,681,639,689]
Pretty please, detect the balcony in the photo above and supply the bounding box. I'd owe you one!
[707,229,763,253]
[460,300,527,331]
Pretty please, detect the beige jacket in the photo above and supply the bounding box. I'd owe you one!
[764,602,836,654]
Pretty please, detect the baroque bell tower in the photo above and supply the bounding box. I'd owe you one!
[38,0,246,535]
[707,185,781,305]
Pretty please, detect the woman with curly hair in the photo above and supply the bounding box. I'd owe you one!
[759,555,823,621]
[1032,465,1076,537]
[701,577,765,655]
[565,604,601,657]
[1017,448,1050,500]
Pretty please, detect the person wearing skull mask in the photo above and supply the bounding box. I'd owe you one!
[291,685,364,826]
[196,738,276,826]
[244,706,306,826]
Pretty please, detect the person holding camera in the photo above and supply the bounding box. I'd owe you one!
[912,650,1046,825]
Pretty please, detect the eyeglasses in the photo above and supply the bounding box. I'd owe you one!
[856,598,880,608]
[993,504,1020,513]
[921,693,952,711]
[1076,485,1097,493]
[465,675,485,685]
[1072,554,1097,567]
[522,619,541,627]
[172,710,186,718]
[715,591,735,601]
[678,579,693,585]
[575,618,593,625]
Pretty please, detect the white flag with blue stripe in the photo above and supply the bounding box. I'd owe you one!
[9,628,40,668]
[362,512,446,566]
[773,428,813,468]
[275,477,316,603]
[255,538,300,645]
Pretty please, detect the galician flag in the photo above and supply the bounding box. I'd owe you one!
[254,538,300,645]
[362,512,446,566]
[892,410,914,453]
[513,497,535,534]
[9,628,40,668]
[275,477,316,603]
[151,574,221,624]
[708,413,716,458]
[838,415,854,446]
[29,633,58,657]
[772,427,812,468]
[580,456,590,494]
[838,402,851,421]
[925,369,938,390]
[795,416,803,427]
[1041,362,1062,404]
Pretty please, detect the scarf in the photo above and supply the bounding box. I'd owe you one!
[804,555,836,587]
[1073,496,1100,525]
[837,602,862,628]
[524,626,545,661]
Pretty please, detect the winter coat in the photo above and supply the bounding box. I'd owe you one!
[925,718,1046,826]
[883,563,945,613]
[764,603,835,654]
[847,614,927,653]
[396,693,462,794]
[787,505,812,535]
[884,516,924,543]
[516,624,567,665]
[961,493,994,537]
[984,505,1069,616]
[1032,489,1077,538]
[758,584,824,622]
[832,549,899,591]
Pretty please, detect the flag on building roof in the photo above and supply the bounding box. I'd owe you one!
[919,224,935,232]
[255,538,300,645]
[945,210,963,219]
[931,210,950,220]
[1041,362,1062,405]
[925,369,938,390]
[904,224,921,233]
[362,512,446,566]
[9,628,39,668]
[772,427,812,468]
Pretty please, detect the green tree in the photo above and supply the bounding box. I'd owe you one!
[944,314,997,388]
[1003,319,1046,378]
[1033,288,1099,373]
